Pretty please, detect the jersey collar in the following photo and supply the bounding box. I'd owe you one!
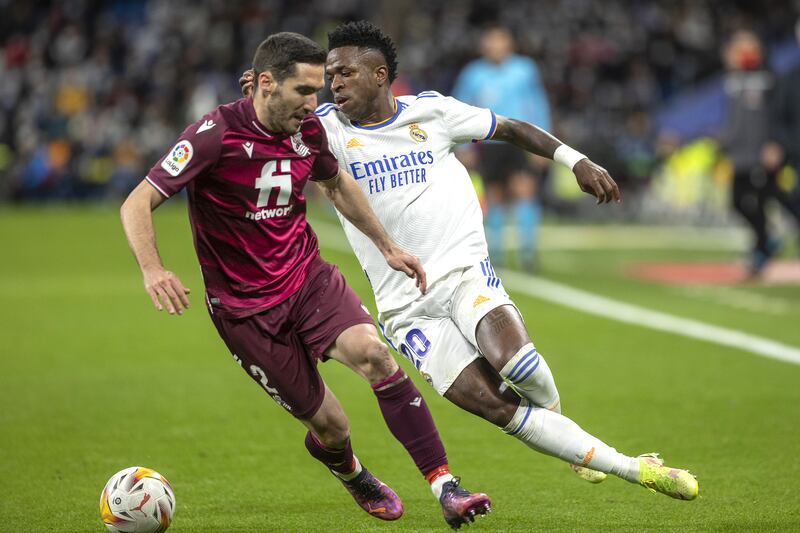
[352,97,405,130]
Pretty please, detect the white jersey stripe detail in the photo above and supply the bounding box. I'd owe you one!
[145,176,170,198]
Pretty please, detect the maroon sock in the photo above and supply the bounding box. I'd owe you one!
[372,368,447,476]
[304,432,355,475]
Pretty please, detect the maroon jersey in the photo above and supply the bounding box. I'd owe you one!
[146,98,340,318]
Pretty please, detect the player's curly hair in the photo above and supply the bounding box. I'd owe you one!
[328,21,399,83]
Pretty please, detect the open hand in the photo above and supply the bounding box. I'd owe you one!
[574,159,621,204]
[142,266,191,315]
[384,246,427,295]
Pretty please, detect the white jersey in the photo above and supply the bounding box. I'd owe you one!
[316,91,496,314]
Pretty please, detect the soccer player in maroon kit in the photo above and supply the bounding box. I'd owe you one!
[120,32,489,526]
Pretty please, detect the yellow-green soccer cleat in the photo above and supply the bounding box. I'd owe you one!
[570,464,607,483]
[637,453,698,500]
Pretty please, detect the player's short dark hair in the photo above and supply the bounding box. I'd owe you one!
[328,21,398,83]
[252,32,327,82]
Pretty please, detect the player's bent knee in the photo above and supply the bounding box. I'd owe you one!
[365,340,396,378]
[333,324,398,382]
[354,336,396,383]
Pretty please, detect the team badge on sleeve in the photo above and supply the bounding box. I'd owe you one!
[409,123,427,143]
[161,140,194,176]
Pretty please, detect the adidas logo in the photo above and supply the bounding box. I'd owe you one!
[409,397,422,408]
[473,295,490,308]
[346,138,365,149]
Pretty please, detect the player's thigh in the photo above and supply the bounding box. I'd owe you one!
[383,312,480,396]
[209,312,325,420]
[451,258,523,352]
[292,257,376,362]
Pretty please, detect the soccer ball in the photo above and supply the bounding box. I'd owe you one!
[99,466,175,533]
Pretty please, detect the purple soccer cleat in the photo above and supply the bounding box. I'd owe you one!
[338,467,404,521]
[439,477,492,530]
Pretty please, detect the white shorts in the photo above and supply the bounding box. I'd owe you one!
[380,257,516,395]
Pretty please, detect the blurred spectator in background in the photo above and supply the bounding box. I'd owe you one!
[453,24,551,271]
[2,0,799,227]
[764,19,800,250]
[721,29,800,276]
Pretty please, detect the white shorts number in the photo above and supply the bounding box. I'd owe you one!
[399,328,431,370]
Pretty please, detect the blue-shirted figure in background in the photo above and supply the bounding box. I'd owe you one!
[453,24,551,271]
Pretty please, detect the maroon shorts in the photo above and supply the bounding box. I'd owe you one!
[209,255,374,419]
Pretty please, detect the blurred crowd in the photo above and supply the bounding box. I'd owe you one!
[1,0,798,203]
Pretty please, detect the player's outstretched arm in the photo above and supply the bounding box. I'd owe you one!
[120,180,191,315]
[317,169,427,294]
[492,116,621,204]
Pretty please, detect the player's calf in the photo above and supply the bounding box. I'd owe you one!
[497,343,608,483]
[502,398,641,483]
[372,367,449,477]
[301,386,351,449]
[329,324,459,505]
[444,357,521,428]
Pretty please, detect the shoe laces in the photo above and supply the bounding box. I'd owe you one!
[351,472,383,501]
[443,476,471,498]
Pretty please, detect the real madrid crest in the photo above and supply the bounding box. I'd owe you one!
[409,123,427,143]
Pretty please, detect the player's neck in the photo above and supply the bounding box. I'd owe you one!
[357,92,396,125]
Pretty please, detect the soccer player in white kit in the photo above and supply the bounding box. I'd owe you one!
[241,21,698,516]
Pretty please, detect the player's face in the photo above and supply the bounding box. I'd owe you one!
[326,46,385,122]
[262,63,324,134]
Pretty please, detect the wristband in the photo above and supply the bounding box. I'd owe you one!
[553,144,587,170]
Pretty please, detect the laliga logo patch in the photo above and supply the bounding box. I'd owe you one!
[161,140,193,176]
[409,123,427,143]
[290,133,310,157]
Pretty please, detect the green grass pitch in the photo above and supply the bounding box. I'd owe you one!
[1,204,799,531]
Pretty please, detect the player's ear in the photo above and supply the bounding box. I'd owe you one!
[258,71,277,94]
[374,65,389,87]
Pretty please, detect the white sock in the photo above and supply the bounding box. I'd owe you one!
[500,344,561,412]
[503,399,640,483]
[331,455,363,482]
[430,473,455,499]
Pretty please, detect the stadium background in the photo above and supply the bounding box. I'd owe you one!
[3,0,799,221]
[2,1,800,531]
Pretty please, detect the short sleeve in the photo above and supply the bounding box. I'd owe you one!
[145,115,224,197]
[440,96,497,145]
[310,118,340,182]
